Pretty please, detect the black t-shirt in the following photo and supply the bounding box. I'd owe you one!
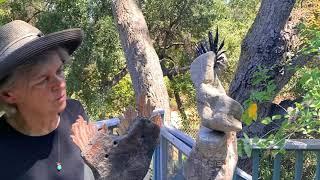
[0,99,91,180]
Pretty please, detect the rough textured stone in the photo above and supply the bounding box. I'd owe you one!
[184,131,238,180]
[190,52,243,132]
[185,51,243,180]
[72,117,160,180]
[71,94,161,180]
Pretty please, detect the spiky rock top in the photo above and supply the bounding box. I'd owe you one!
[195,28,228,74]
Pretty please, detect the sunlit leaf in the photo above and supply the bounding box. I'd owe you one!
[261,117,272,125]
[248,102,258,120]
[243,142,252,157]
[272,115,282,120]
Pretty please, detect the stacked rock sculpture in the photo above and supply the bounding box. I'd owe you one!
[184,52,243,180]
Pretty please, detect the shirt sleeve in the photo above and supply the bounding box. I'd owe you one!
[84,163,95,180]
[65,99,90,123]
[77,101,89,123]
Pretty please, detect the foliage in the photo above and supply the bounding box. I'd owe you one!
[142,0,260,131]
[238,13,319,175]
[238,0,320,158]
[299,23,320,54]
[241,66,277,126]
[168,73,200,133]
[142,0,218,126]
[277,0,320,99]
[259,151,318,179]
[65,14,128,120]
[0,0,261,123]
[239,67,320,158]
[0,0,130,120]
[1,1,319,178]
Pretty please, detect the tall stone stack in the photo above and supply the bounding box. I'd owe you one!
[184,52,243,180]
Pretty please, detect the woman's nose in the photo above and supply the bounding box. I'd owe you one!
[51,74,66,90]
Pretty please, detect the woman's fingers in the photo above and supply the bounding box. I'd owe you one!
[71,116,98,152]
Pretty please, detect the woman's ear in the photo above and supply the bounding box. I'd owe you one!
[0,90,17,104]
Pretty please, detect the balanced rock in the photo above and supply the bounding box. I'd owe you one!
[184,51,243,180]
[71,95,161,180]
[184,128,238,180]
[190,52,243,132]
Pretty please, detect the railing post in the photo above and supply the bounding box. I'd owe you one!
[315,151,320,180]
[160,135,168,180]
[153,146,160,180]
[294,150,303,180]
[272,153,282,180]
[153,109,165,180]
[252,149,261,180]
[232,171,238,180]
[178,150,182,168]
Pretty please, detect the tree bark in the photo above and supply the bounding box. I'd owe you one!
[229,0,296,105]
[227,0,318,136]
[167,74,188,121]
[111,0,171,121]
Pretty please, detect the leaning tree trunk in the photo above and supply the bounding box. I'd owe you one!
[228,0,317,136]
[111,0,170,121]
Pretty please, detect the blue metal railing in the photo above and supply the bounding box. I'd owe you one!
[96,113,251,180]
[97,116,320,180]
[155,126,252,180]
[251,139,320,180]
[159,126,320,180]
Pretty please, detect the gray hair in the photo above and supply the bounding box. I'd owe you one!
[0,47,70,117]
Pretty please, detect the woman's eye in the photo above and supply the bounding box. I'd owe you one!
[57,68,64,76]
[34,78,46,86]
[39,77,48,84]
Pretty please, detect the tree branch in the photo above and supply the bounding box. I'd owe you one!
[160,55,191,77]
[164,66,190,77]
[26,10,43,23]
[274,51,318,91]
[164,42,185,49]
[99,62,191,91]
[101,67,128,90]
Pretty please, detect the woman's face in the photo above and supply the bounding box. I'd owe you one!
[8,51,67,116]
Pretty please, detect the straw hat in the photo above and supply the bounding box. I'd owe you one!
[0,20,83,81]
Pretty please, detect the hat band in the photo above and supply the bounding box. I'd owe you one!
[0,33,42,57]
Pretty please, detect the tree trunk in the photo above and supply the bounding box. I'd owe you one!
[172,89,188,120]
[227,0,317,136]
[229,0,296,106]
[111,0,171,122]
[167,74,188,121]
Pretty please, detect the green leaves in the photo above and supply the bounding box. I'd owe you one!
[238,133,253,157]
[243,133,252,157]
[262,115,282,125]
[242,102,258,125]
[298,23,320,55]
[261,117,272,125]
[239,65,320,159]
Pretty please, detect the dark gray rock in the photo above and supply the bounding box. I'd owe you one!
[82,118,160,180]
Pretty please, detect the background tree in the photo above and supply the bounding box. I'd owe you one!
[140,0,260,131]
[1,0,318,137]
[228,0,319,136]
[111,0,170,121]
[0,0,133,119]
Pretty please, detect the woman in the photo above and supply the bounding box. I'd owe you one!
[0,20,94,179]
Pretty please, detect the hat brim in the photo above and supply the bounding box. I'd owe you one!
[0,28,83,80]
